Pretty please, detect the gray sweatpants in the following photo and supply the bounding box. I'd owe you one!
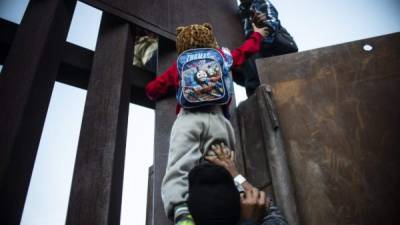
[161,106,236,218]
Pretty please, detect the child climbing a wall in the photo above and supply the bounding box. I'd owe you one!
[145,18,268,225]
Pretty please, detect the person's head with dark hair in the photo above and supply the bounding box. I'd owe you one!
[187,163,241,225]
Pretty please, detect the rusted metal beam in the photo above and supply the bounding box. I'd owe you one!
[151,42,176,225]
[80,0,244,49]
[0,0,77,224]
[256,85,300,225]
[236,94,272,189]
[65,13,133,225]
[146,165,154,225]
[0,18,16,64]
[0,18,155,108]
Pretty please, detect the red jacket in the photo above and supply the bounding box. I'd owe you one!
[145,32,263,114]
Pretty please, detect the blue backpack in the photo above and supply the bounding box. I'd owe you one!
[176,48,234,108]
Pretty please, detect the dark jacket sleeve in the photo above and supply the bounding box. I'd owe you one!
[238,2,254,39]
[238,219,258,225]
[238,204,288,225]
[238,0,281,39]
[261,205,288,225]
[259,0,280,32]
[238,2,252,19]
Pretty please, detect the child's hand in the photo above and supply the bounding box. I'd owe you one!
[252,22,269,38]
[251,11,269,38]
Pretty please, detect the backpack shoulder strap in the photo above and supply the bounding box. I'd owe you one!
[221,47,233,69]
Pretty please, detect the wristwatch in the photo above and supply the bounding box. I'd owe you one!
[234,174,246,193]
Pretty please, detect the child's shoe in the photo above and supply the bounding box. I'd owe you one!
[174,203,195,225]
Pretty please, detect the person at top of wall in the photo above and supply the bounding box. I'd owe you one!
[145,17,268,225]
[234,0,298,96]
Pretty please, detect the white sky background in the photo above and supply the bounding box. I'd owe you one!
[0,0,399,225]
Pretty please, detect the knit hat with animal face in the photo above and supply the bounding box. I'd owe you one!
[176,23,219,54]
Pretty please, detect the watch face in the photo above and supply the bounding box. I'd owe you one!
[234,174,246,184]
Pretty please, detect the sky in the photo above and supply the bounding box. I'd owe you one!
[0,0,399,225]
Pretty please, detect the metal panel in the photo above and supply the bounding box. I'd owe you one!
[152,41,176,225]
[237,85,300,225]
[0,18,16,63]
[230,97,246,176]
[237,94,272,189]
[146,165,154,225]
[81,0,244,49]
[256,33,400,225]
[0,19,155,108]
[255,85,299,225]
[66,13,132,225]
[0,1,77,224]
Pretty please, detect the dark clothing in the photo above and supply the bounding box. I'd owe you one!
[235,0,298,97]
[238,205,288,225]
[231,54,260,97]
[188,163,288,225]
[239,0,280,45]
[238,0,298,57]
[188,164,241,225]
